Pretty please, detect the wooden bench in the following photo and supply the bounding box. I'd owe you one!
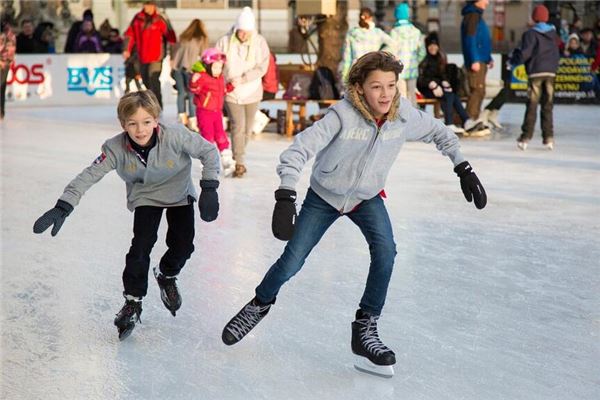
[261,97,452,137]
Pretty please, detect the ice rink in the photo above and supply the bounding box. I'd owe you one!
[1,103,599,400]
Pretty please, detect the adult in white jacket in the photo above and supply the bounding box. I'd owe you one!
[215,7,270,177]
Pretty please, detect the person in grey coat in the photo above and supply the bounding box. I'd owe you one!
[221,52,487,378]
[33,91,221,341]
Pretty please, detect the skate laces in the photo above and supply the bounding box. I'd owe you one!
[357,315,391,356]
[118,300,142,322]
[227,302,270,340]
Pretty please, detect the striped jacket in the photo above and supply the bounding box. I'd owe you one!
[339,26,393,83]
[389,22,425,80]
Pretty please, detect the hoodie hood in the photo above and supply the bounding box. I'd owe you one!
[461,3,483,16]
[533,22,556,35]
[345,84,400,123]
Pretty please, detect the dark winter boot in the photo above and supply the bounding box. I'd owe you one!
[222,297,274,345]
[351,309,396,378]
[114,294,143,341]
[153,265,182,316]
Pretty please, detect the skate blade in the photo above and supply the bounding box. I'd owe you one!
[353,356,394,378]
[118,323,135,341]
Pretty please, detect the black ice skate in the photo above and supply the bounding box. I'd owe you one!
[222,297,274,345]
[153,265,182,316]
[114,294,142,341]
[351,309,396,378]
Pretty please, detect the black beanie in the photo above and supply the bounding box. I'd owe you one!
[425,32,439,47]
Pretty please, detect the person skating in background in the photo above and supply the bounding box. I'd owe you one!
[461,0,493,136]
[0,19,16,121]
[171,18,209,132]
[123,0,176,108]
[339,7,393,84]
[389,3,425,106]
[417,32,475,135]
[215,7,270,178]
[221,51,487,378]
[33,91,221,340]
[189,48,236,176]
[509,5,560,151]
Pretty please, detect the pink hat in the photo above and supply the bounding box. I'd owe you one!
[201,48,226,64]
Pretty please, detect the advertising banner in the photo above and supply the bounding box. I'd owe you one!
[504,54,600,104]
[6,54,174,107]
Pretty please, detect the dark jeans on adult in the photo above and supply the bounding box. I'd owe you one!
[441,92,470,125]
[485,87,507,111]
[225,101,259,165]
[0,65,10,118]
[519,76,555,143]
[172,68,195,116]
[466,64,487,119]
[255,188,397,316]
[141,61,163,108]
[123,203,195,298]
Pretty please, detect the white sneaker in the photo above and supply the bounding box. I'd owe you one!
[447,124,465,134]
[221,148,236,177]
[543,141,554,150]
[487,109,503,129]
[517,141,528,151]
[187,116,198,132]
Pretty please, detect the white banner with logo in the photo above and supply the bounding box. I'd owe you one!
[6,54,175,107]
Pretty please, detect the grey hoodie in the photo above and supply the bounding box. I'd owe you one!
[59,123,220,211]
[277,87,465,213]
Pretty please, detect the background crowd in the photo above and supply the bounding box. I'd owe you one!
[2,1,600,149]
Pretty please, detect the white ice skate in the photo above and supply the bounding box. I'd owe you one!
[221,148,236,177]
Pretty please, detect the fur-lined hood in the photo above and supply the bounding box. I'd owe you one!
[344,83,401,123]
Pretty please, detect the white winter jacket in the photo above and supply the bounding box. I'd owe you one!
[215,31,270,105]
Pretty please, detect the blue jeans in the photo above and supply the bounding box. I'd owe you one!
[171,69,195,116]
[256,188,397,316]
[440,91,470,125]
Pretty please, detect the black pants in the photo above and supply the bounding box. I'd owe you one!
[519,76,555,143]
[140,61,163,108]
[485,87,507,111]
[123,203,195,298]
[0,65,10,118]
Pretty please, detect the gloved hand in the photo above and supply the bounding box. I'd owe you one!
[441,80,452,92]
[33,200,74,236]
[429,81,443,98]
[272,189,297,241]
[199,180,219,222]
[454,161,487,209]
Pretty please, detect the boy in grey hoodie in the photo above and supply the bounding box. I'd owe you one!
[33,91,221,340]
[221,52,487,378]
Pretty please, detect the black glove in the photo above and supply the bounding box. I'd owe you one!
[33,200,74,236]
[272,189,297,241]
[454,161,487,209]
[199,180,219,222]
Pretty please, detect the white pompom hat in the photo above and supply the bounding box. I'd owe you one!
[235,6,256,31]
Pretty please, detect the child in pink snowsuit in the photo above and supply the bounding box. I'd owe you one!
[190,48,235,174]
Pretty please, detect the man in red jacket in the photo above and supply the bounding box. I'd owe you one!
[123,1,176,108]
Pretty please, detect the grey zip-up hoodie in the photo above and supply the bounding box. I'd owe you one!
[59,123,220,211]
[277,86,465,213]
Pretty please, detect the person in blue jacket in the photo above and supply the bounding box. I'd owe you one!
[220,51,487,378]
[461,0,492,135]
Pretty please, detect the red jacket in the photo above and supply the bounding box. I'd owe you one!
[262,52,279,94]
[124,10,176,64]
[189,72,234,112]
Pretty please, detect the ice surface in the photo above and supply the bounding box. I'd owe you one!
[1,103,599,400]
